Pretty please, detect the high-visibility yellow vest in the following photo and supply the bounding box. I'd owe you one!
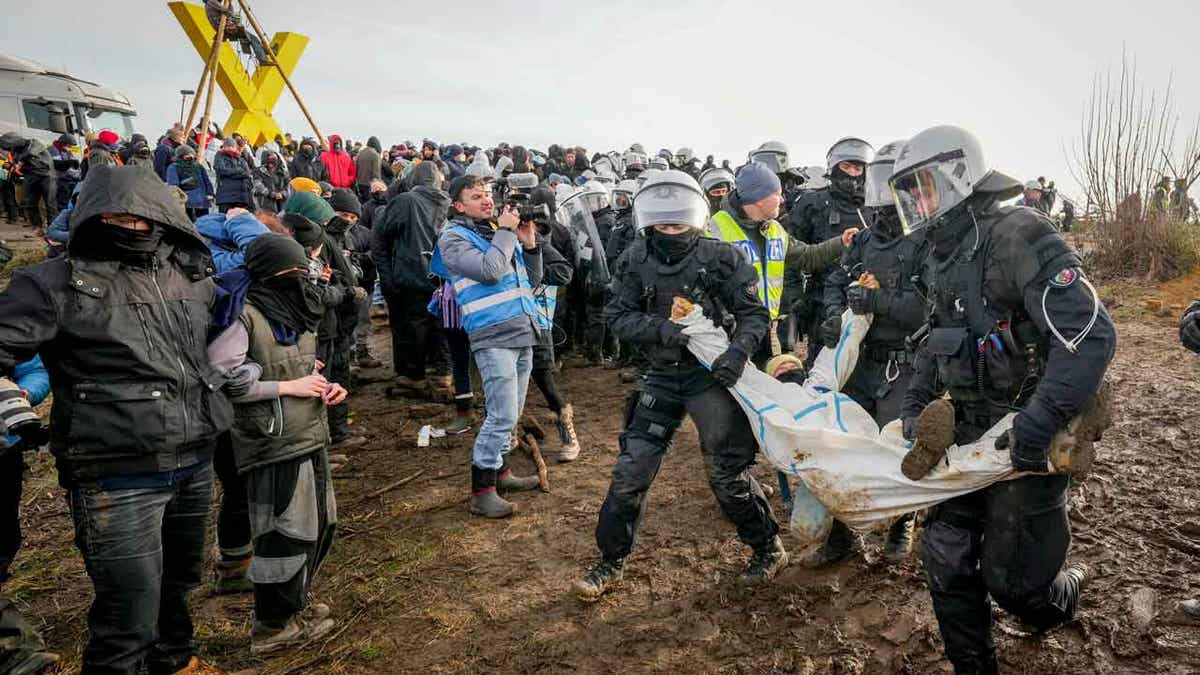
[710,210,787,319]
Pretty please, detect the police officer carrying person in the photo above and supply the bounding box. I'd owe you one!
[574,170,787,599]
[895,125,1116,674]
[706,162,851,368]
[788,137,875,367]
[804,140,929,568]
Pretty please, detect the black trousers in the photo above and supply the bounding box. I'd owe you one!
[445,327,474,407]
[0,449,22,581]
[922,473,1080,671]
[383,288,439,379]
[21,175,54,230]
[843,353,913,428]
[213,433,251,561]
[0,181,17,222]
[322,338,352,441]
[595,369,779,561]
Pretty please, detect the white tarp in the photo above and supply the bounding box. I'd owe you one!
[674,306,1018,546]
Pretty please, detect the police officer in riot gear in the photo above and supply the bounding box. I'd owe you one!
[805,140,928,568]
[787,137,875,366]
[699,167,735,215]
[896,125,1116,675]
[575,170,786,599]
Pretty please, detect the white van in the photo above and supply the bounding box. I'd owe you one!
[0,53,138,145]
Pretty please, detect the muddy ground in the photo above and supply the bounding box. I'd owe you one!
[7,271,1200,674]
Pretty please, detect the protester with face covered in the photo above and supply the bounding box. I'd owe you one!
[166,144,216,220]
[354,137,384,201]
[0,165,233,673]
[253,151,291,213]
[289,137,329,183]
[320,134,356,189]
[0,133,55,230]
[326,189,381,368]
[216,138,257,213]
[206,234,344,655]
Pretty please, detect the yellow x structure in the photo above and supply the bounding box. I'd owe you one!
[169,1,308,146]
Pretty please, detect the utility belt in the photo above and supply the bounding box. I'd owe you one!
[861,344,912,366]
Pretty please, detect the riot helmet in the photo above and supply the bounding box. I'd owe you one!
[862,140,906,240]
[633,170,708,231]
[648,156,670,171]
[623,150,647,172]
[613,179,637,211]
[888,124,1021,236]
[748,140,789,175]
[826,137,874,200]
[699,167,735,212]
[675,147,695,166]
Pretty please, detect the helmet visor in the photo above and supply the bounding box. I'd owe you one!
[889,159,971,235]
[748,150,787,174]
[634,182,709,231]
[863,161,895,208]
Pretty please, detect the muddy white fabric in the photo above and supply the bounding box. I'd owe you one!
[674,306,1018,547]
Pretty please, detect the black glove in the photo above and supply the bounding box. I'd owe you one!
[846,285,876,315]
[1181,310,1200,353]
[710,344,749,387]
[8,420,49,450]
[902,417,917,441]
[995,429,1049,473]
[659,322,690,349]
[821,314,842,348]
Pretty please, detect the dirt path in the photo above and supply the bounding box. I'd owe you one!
[9,282,1200,674]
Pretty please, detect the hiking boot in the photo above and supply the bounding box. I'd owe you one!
[901,398,956,481]
[800,520,861,569]
[469,465,514,518]
[353,345,383,369]
[882,514,915,562]
[498,465,540,492]
[739,536,790,586]
[618,369,641,384]
[214,558,253,595]
[328,454,349,471]
[556,404,581,462]
[170,656,223,674]
[386,375,426,399]
[1181,598,1200,619]
[303,602,332,621]
[574,558,624,600]
[250,616,335,655]
[428,375,454,403]
[1048,381,1112,477]
[445,413,474,435]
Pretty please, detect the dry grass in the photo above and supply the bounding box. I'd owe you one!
[1083,216,1200,282]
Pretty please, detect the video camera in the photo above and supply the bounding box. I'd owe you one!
[496,172,550,224]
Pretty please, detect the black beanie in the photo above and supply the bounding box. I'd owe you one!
[328,188,362,217]
[283,213,323,246]
[244,233,310,280]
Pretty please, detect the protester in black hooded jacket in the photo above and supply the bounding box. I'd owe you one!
[288,138,329,183]
[0,133,54,230]
[0,165,232,674]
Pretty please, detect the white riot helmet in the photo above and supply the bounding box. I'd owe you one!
[613,179,637,210]
[607,151,625,175]
[648,156,670,171]
[493,154,513,176]
[675,147,695,166]
[748,141,789,174]
[562,180,611,215]
[623,150,646,171]
[637,168,662,187]
[888,124,1021,235]
[826,137,874,172]
[863,140,906,209]
[699,167,735,193]
[633,170,708,231]
[594,168,618,185]
[465,152,494,180]
[593,155,615,176]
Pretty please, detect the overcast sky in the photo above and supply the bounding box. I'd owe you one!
[6,0,1198,199]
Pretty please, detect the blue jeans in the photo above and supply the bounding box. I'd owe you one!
[67,461,212,675]
[471,346,533,470]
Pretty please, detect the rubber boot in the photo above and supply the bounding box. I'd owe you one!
[882,513,915,562]
[800,519,861,568]
[556,404,581,462]
[497,460,540,492]
[739,536,790,586]
[468,465,514,518]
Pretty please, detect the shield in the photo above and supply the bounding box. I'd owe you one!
[561,196,610,286]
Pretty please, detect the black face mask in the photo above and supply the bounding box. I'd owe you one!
[332,142,343,152]
[325,215,353,236]
[869,206,903,242]
[84,222,165,262]
[830,167,866,206]
[371,193,387,205]
[648,229,700,264]
[249,274,325,335]
[300,146,314,158]
[777,368,808,386]
[927,204,977,259]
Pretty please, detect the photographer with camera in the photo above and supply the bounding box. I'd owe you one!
[432,175,546,518]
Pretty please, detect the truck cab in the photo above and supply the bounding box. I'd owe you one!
[0,53,138,146]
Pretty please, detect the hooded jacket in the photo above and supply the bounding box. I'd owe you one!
[320,134,356,188]
[214,147,256,207]
[253,151,291,212]
[289,139,329,182]
[371,162,450,291]
[0,165,231,484]
[354,137,382,186]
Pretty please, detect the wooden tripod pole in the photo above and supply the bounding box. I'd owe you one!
[182,53,212,136]
[235,0,325,147]
[196,0,230,162]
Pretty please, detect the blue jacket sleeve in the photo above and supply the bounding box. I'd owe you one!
[13,354,50,405]
[165,163,179,186]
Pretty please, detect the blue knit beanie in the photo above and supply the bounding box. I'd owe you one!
[737,161,783,203]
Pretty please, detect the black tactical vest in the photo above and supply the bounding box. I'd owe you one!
[632,238,731,367]
[858,232,928,349]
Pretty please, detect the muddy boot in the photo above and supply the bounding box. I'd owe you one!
[618,368,641,384]
[445,411,474,436]
[556,404,581,462]
[331,435,367,451]
[469,465,515,518]
[882,513,915,562]
[386,375,426,399]
[250,615,335,655]
[214,557,253,595]
[1062,561,1090,598]
[800,519,861,569]
[574,558,624,600]
[497,461,540,492]
[428,375,454,403]
[353,344,382,369]
[0,600,58,675]
[901,398,956,480]
[1181,598,1200,619]
[739,536,790,586]
[1048,381,1113,477]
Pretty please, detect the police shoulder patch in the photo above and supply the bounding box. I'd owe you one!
[1048,267,1080,288]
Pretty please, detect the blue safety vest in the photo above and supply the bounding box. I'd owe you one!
[431,225,540,335]
[533,285,558,331]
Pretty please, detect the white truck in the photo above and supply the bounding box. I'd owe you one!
[0,53,138,145]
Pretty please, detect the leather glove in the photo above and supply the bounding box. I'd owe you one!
[846,285,876,315]
[710,344,749,388]
[821,314,842,348]
[902,417,918,441]
[995,429,1049,473]
[1181,309,1200,353]
[658,322,690,349]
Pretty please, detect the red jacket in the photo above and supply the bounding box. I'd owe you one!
[320,134,356,188]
